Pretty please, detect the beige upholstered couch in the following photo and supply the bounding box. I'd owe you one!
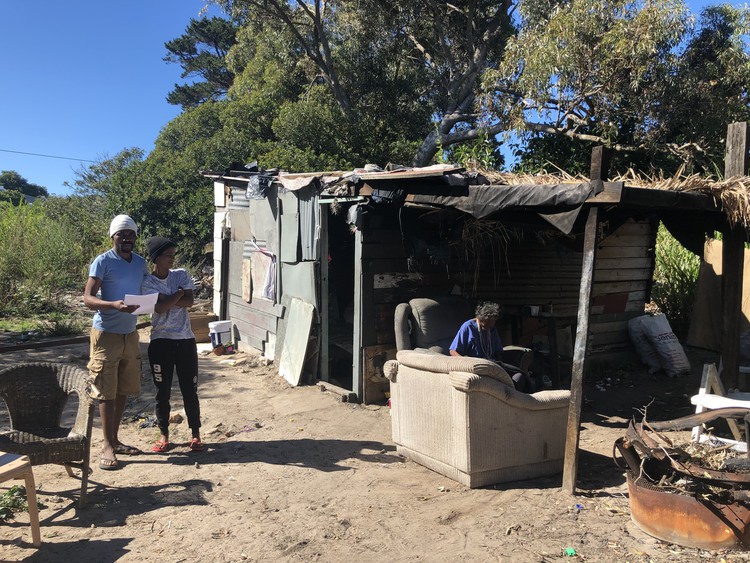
[385,350,570,488]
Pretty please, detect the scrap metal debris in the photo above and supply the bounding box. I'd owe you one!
[617,407,750,488]
[615,407,750,549]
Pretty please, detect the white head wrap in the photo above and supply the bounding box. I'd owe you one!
[109,214,138,237]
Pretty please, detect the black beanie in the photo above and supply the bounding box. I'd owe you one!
[146,236,176,260]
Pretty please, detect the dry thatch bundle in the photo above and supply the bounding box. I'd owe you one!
[481,169,587,185]
[481,165,750,228]
[452,219,522,295]
[611,167,750,228]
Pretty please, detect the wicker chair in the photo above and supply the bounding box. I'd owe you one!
[0,363,95,508]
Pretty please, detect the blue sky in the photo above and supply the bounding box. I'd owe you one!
[0,0,734,196]
[0,1,220,196]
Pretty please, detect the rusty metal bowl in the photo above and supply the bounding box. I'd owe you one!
[627,470,750,550]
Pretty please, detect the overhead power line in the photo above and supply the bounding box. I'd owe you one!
[0,148,96,163]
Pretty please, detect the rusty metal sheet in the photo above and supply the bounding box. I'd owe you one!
[617,408,750,550]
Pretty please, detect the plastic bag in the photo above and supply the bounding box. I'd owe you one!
[245,174,273,200]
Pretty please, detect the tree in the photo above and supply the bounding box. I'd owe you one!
[491,1,750,174]
[68,148,145,201]
[0,171,48,204]
[165,17,239,109]
[649,5,750,171]
[214,0,750,173]
[221,11,429,169]
[217,0,514,166]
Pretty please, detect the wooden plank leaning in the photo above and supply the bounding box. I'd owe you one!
[562,206,599,494]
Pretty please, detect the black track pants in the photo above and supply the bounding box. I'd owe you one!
[148,338,201,434]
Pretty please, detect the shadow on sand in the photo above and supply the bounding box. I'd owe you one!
[37,478,213,529]
[126,438,400,472]
[3,537,132,562]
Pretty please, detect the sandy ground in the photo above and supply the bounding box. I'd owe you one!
[0,334,743,562]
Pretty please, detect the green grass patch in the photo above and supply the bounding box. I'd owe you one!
[0,311,88,339]
[0,486,29,522]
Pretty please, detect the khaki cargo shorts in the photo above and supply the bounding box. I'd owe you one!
[87,328,142,400]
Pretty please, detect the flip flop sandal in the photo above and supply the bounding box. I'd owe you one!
[188,438,205,452]
[99,456,119,471]
[151,440,170,453]
[114,444,142,455]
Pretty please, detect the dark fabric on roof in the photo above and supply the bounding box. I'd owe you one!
[406,182,597,234]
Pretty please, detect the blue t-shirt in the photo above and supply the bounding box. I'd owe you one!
[141,269,196,340]
[89,249,148,334]
[450,319,503,360]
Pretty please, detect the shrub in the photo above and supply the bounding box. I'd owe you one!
[651,222,700,340]
[0,202,91,315]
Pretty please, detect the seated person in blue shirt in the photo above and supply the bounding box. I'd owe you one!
[449,301,534,392]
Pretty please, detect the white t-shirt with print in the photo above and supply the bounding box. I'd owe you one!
[142,269,196,340]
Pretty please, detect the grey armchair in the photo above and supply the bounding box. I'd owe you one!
[393,296,533,372]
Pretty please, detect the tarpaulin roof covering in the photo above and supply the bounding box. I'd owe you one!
[203,164,735,241]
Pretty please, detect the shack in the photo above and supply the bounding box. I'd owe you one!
[202,151,742,405]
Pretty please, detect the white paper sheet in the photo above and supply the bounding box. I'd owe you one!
[124,293,158,315]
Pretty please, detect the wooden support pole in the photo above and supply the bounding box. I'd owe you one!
[562,206,599,494]
[589,146,611,184]
[320,205,330,382]
[722,122,749,390]
[562,145,607,494]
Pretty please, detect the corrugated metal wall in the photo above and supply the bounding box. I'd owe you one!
[224,185,283,356]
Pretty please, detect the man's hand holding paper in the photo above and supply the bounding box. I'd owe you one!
[124,293,158,315]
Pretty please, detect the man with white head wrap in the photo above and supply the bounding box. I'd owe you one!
[83,214,149,470]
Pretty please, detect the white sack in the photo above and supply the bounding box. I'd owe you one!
[639,314,691,377]
[628,315,662,374]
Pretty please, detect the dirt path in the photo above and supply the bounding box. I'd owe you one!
[0,338,739,562]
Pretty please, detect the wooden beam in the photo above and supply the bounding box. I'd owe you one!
[562,145,609,492]
[589,146,611,183]
[320,206,330,382]
[722,122,749,390]
[562,206,599,494]
[585,182,623,204]
[352,229,364,402]
[0,321,151,354]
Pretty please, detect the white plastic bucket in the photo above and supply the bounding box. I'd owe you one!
[208,320,232,348]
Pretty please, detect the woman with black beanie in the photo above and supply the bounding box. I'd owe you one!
[142,236,204,453]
